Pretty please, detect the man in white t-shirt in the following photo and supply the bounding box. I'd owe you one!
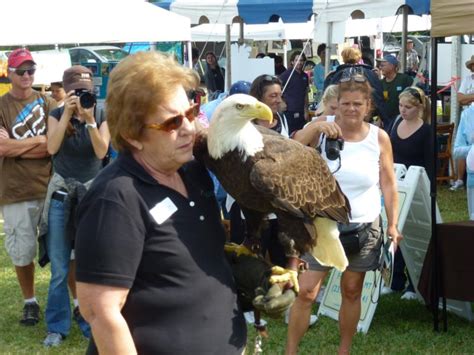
[451,55,474,191]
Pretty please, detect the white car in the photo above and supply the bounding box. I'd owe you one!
[69,46,129,65]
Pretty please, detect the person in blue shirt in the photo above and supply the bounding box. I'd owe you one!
[453,104,474,220]
[313,43,326,102]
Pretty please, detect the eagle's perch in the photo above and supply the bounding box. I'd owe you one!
[193,94,351,293]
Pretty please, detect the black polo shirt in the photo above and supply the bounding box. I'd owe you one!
[75,153,246,354]
[279,68,309,112]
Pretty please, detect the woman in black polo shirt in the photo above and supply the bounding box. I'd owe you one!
[75,52,246,354]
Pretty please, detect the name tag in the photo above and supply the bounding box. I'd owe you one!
[150,197,178,224]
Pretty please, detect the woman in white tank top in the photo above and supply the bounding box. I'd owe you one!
[288,71,403,355]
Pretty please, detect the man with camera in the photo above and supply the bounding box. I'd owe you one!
[0,48,56,327]
[40,65,110,347]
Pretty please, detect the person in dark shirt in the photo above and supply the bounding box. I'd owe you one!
[324,47,387,125]
[377,55,414,131]
[274,55,287,75]
[203,51,225,100]
[75,52,246,354]
[387,86,432,300]
[279,51,309,135]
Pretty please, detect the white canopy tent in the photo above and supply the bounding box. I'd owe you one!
[345,15,431,37]
[0,0,191,46]
[191,21,315,42]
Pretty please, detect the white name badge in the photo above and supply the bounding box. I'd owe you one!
[150,197,178,224]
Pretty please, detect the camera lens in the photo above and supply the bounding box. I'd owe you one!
[325,138,344,161]
[79,92,96,109]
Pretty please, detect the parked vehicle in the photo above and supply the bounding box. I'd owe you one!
[69,46,129,65]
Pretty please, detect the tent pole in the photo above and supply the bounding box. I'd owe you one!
[430,36,448,333]
[325,22,333,77]
[400,6,408,73]
[225,24,231,91]
[186,41,192,69]
[450,36,461,125]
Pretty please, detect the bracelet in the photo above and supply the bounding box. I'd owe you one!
[85,122,97,129]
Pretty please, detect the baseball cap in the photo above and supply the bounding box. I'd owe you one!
[376,55,399,66]
[407,39,414,43]
[8,48,35,68]
[229,80,251,96]
[63,66,94,92]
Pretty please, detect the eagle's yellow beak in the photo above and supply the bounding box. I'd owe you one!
[250,101,273,124]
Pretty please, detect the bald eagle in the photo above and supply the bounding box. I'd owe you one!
[194,94,351,291]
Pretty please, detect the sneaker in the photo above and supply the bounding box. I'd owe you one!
[449,180,464,191]
[43,332,63,347]
[309,315,318,326]
[401,291,417,300]
[243,311,267,326]
[380,286,394,296]
[20,302,40,326]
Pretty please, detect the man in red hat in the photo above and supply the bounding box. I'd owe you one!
[0,48,56,326]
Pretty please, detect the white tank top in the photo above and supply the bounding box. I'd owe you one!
[322,116,381,223]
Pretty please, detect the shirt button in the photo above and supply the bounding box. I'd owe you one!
[189,201,195,207]
[199,215,205,221]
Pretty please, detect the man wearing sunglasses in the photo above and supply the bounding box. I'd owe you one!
[0,48,56,327]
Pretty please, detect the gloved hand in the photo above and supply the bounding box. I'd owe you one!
[225,246,295,318]
[253,283,296,319]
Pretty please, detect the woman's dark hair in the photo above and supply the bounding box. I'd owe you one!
[250,75,282,101]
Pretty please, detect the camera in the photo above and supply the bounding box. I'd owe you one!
[75,89,96,109]
[325,137,344,161]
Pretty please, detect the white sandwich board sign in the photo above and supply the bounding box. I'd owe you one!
[317,165,473,334]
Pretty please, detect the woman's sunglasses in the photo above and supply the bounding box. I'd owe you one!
[145,103,199,132]
[263,75,279,82]
[339,74,367,83]
[8,67,36,76]
[403,87,423,104]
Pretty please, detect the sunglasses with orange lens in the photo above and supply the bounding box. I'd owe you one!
[145,103,199,132]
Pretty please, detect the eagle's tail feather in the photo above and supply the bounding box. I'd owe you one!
[310,217,348,272]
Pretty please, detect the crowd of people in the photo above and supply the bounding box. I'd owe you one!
[0,43,472,354]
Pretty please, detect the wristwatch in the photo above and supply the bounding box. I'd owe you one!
[85,122,97,129]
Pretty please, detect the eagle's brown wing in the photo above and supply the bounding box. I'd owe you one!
[249,128,350,223]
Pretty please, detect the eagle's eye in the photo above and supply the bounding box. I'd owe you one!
[235,104,244,110]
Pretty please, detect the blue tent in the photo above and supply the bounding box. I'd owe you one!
[153,0,313,24]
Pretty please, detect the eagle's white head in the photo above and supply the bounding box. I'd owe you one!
[207,94,273,160]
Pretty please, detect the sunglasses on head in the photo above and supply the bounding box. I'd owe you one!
[339,74,367,83]
[9,66,36,76]
[263,75,280,83]
[145,103,199,132]
[403,87,423,104]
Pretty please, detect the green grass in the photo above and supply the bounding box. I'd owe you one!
[0,185,472,354]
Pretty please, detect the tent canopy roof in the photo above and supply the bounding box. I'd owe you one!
[431,0,474,37]
[1,0,191,46]
[154,0,314,24]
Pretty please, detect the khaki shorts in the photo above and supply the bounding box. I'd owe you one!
[303,216,383,273]
[2,199,43,267]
